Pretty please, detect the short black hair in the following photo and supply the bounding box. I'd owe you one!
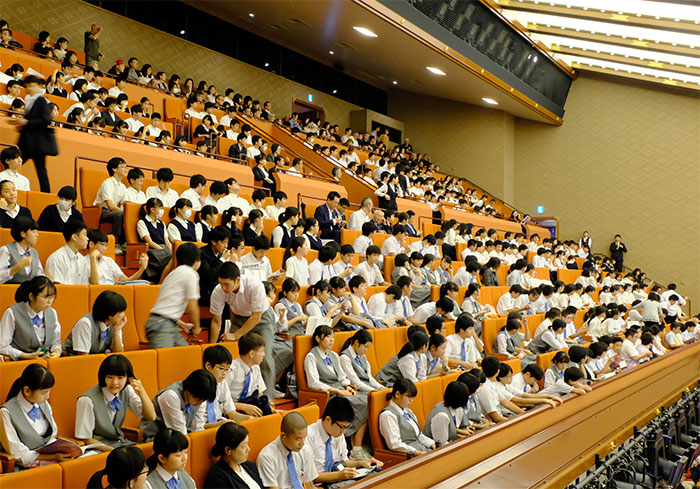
[10,216,38,242]
[238,332,265,355]
[218,262,241,280]
[176,242,201,267]
[426,316,444,336]
[443,381,469,409]
[0,146,21,166]
[62,219,87,242]
[189,174,206,188]
[322,396,355,424]
[156,167,174,182]
[481,356,500,377]
[57,185,77,201]
[203,345,233,369]
[522,363,543,380]
[183,369,217,402]
[564,366,583,384]
[91,290,127,322]
[106,157,125,176]
[127,168,144,182]
[97,354,134,387]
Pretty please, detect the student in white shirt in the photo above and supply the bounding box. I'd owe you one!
[0,147,30,191]
[496,285,530,315]
[145,112,164,138]
[354,245,388,286]
[376,331,430,386]
[445,313,482,369]
[307,397,383,482]
[86,229,148,285]
[45,220,90,285]
[166,198,200,243]
[528,319,567,355]
[0,217,45,285]
[237,235,279,282]
[476,357,524,423]
[257,412,318,489]
[285,236,310,287]
[412,297,454,324]
[379,378,435,455]
[146,168,179,208]
[0,277,62,360]
[305,281,348,329]
[201,345,252,428]
[75,354,156,449]
[145,429,198,489]
[63,289,127,356]
[339,330,383,395]
[218,178,252,215]
[539,367,591,397]
[265,191,288,222]
[352,222,377,257]
[144,243,201,349]
[0,364,65,467]
[179,174,206,212]
[367,285,402,328]
[424,381,472,447]
[665,322,684,350]
[93,158,128,250]
[123,104,145,133]
[123,168,147,204]
[619,327,652,362]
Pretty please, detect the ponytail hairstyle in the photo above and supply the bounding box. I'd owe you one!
[6,363,55,401]
[283,236,306,263]
[195,205,217,224]
[139,197,163,220]
[341,329,373,353]
[279,277,300,301]
[244,209,263,229]
[310,279,331,298]
[87,446,146,489]
[15,276,57,305]
[169,198,192,219]
[386,377,418,401]
[147,428,190,470]
[311,325,333,347]
[397,331,429,359]
[279,206,299,225]
[211,422,249,458]
[439,281,459,299]
[420,253,435,268]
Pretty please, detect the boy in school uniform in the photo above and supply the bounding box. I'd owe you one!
[202,345,251,426]
[381,225,411,257]
[539,367,591,397]
[86,229,148,284]
[306,397,383,486]
[123,168,147,204]
[445,313,482,370]
[496,285,530,315]
[0,217,44,284]
[179,174,207,212]
[475,357,524,423]
[257,411,319,489]
[352,222,378,257]
[139,369,217,440]
[366,285,403,328]
[332,245,356,282]
[145,168,179,208]
[144,243,201,348]
[94,157,127,252]
[226,332,275,417]
[45,220,90,285]
[0,147,30,191]
[210,263,277,400]
[354,245,389,286]
[37,186,84,233]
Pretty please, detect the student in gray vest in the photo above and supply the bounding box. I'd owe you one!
[0,216,44,284]
[303,325,369,453]
[528,319,567,355]
[375,328,430,386]
[63,290,128,356]
[0,275,61,360]
[139,369,217,442]
[339,330,383,395]
[457,371,494,430]
[87,445,149,489]
[0,363,72,466]
[378,378,435,456]
[424,381,472,446]
[326,277,373,331]
[146,428,197,489]
[75,354,157,449]
[494,318,536,367]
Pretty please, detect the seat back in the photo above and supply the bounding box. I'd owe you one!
[265,247,285,273]
[25,191,58,220]
[3,463,61,488]
[34,231,70,267]
[117,349,158,429]
[420,377,444,424]
[133,285,161,344]
[241,413,283,461]
[482,317,508,356]
[79,167,113,208]
[54,285,90,344]
[0,359,47,403]
[293,334,314,391]
[368,388,392,451]
[188,426,218,489]
[124,202,143,245]
[373,328,399,372]
[289,402,320,426]
[156,345,203,390]
[47,354,106,438]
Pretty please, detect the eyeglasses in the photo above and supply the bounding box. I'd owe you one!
[214,365,232,373]
[333,421,351,432]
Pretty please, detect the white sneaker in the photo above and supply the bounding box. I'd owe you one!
[115,244,126,255]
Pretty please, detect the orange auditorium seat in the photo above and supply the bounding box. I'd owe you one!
[156,345,204,390]
[54,285,90,344]
[25,190,58,220]
[2,463,61,487]
[0,359,47,402]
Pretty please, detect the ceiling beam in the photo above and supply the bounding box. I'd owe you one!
[496,0,700,35]
[528,24,699,58]
[552,46,700,78]
[572,62,700,91]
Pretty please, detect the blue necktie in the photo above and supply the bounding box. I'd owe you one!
[354,356,363,368]
[324,437,334,472]
[101,329,109,343]
[240,369,251,399]
[30,315,42,328]
[27,405,42,422]
[166,477,182,489]
[20,250,30,258]
[402,299,408,317]
[207,401,217,423]
[430,357,438,370]
[184,403,194,415]
[320,304,327,315]
[290,304,297,313]
[287,452,304,489]
[403,411,411,421]
[508,337,515,350]
[360,300,368,314]
[461,341,467,362]
[109,397,122,412]
[323,357,332,367]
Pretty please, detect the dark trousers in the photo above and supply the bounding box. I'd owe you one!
[100,208,124,243]
[613,258,623,272]
[29,154,50,192]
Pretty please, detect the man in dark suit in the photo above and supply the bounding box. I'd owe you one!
[609,234,627,272]
[314,191,345,241]
[101,97,122,127]
[228,133,248,162]
[14,76,55,192]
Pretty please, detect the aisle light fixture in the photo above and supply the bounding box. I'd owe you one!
[426,66,446,75]
[482,97,499,105]
[249,13,254,18]
[353,26,377,37]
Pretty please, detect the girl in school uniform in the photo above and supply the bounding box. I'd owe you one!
[0,180,33,229]
[0,276,61,360]
[528,319,567,355]
[222,207,244,242]
[379,378,435,456]
[242,209,265,246]
[303,325,369,455]
[543,351,570,389]
[435,256,454,285]
[494,319,535,365]
[63,290,128,356]
[87,445,150,489]
[167,198,199,243]
[376,330,430,386]
[439,282,461,319]
[75,354,157,449]
[275,278,308,338]
[424,381,471,447]
[421,254,439,286]
[405,252,430,308]
[0,216,44,284]
[0,364,70,467]
[283,236,310,287]
[262,280,293,378]
[303,218,323,251]
[137,197,173,283]
[146,428,197,489]
[271,208,299,248]
[339,330,383,396]
[195,205,218,245]
[304,280,347,329]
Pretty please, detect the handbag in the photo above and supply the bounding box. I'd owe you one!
[38,126,58,156]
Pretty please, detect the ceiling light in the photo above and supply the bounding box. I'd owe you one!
[329,50,334,55]
[482,98,498,105]
[392,81,398,85]
[426,67,446,75]
[353,26,377,37]
[264,63,269,67]
[332,89,337,94]
[179,30,185,35]
[249,13,254,18]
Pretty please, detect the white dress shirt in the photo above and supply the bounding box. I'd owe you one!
[304,349,350,391]
[210,277,268,319]
[123,187,147,204]
[94,176,126,209]
[308,260,336,286]
[46,245,90,285]
[397,351,426,382]
[0,243,45,284]
[446,334,479,363]
[94,256,124,284]
[0,394,58,466]
[352,235,373,256]
[68,316,123,353]
[179,188,203,211]
[476,378,505,416]
[149,265,200,320]
[145,186,179,208]
[226,358,266,400]
[306,419,349,473]
[367,293,394,326]
[429,406,465,445]
[155,388,205,435]
[381,236,405,256]
[339,348,382,392]
[218,194,251,215]
[75,385,142,439]
[285,256,309,287]
[378,401,434,454]
[167,217,203,243]
[237,253,274,282]
[257,437,319,489]
[0,304,62,359]
[348,209,371,231]
[354,260,384,286]
[0,169,30,191]
[412,303,438,324]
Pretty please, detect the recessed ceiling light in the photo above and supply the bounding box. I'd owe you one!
[179,30,185,35]
[353,26,377,37]
[332,89,337,94]
[482,98,498,105]
[426,67,446,75]
[329,50,334,55]
[249,13,255,18]
[392,81,398,85]
[264,63,269,67]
